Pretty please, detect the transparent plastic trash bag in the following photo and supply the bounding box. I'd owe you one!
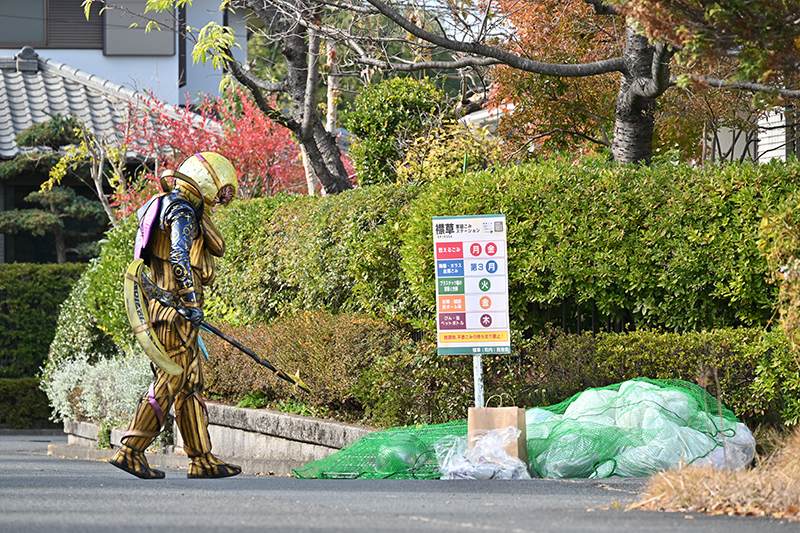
[435,426,531,480]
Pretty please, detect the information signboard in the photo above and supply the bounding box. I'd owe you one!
[433,214,510,356]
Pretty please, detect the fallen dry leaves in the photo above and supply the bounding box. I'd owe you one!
[632,427,800,521]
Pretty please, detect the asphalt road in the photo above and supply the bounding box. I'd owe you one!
[0,433,796,532]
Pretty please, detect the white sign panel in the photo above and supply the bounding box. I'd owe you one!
[433,215,511,355]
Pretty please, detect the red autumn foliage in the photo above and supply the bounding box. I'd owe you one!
[110,87,306,218]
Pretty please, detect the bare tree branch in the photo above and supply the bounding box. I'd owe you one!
[356,56,501,71]
[363,0,627,77]
[226,58,302,132]
[679,74,800,99]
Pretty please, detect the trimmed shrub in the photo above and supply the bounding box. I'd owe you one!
[397,123,501,185]
[201,311,411,418]
[0,378,58,429]
[213,156,800,336]
[83,214,138,348]
[344,77,451,185]
[0,263,85,378]
[361,326,795,429]
[401,156,800,334]
[357,335,536,428]
[212,185,423,324]
[42,155,800,430]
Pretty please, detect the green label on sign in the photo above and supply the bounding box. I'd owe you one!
[438,278,465,295]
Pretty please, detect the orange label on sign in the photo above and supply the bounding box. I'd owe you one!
[438,295,465,312]
[439,331,510,343]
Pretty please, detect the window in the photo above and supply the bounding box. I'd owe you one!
[0,0,45,45]
[0,0,103,49]
[104,0,174,56]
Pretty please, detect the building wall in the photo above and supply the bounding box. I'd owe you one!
[758,108,793,164]
[184,2,248,102]
[0,0,247,106]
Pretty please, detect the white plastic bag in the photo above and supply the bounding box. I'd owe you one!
[435,426,531,480]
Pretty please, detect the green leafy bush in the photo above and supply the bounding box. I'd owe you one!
[42,155,800,431]
[361,326,796,429]
[0,263,85,378]
[83,214,137,347]
[202,311,410,419]
[212,185,423,324]
[401,155,800,334]
[397,123,501,184]
[343,77,451,185]
[0,378,58,428]
[749,332,800,426]
[40,259,148,423]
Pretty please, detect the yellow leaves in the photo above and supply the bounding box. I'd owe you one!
[81,0,95,20]
[193,22,241,69]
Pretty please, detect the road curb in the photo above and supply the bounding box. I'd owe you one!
[47,443,308,476]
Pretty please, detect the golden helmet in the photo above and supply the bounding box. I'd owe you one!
[177,152,238,205]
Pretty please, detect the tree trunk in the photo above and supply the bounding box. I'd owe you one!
[53,227,67,263]
[50,202,66,264]
[271,16,351,194]
[326,41,339,134]
[611,27,657,164]
[301,144,321,195]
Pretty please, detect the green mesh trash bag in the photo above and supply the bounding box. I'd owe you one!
[292,420,465,479]
[291,378,755,480]
[375,434,433,475]
[526,377,755,478]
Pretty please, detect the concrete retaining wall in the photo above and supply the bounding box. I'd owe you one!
[68,402,374,465]
[63,420,100,447]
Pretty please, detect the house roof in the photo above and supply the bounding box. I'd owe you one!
[0,46,144,159]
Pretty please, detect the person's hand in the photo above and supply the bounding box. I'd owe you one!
[184,306,204,325]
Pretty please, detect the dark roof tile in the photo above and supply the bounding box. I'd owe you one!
[0,48,141,158]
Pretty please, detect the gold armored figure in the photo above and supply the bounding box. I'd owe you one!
[111,152,240,479]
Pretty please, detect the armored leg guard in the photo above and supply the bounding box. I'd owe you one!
[176,390,241,478]
[110,382,167,479]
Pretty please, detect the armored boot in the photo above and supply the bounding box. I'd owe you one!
[110,444,165,479]
[177,391,241,479]
[187,452,242,479]
[110,384,166,479]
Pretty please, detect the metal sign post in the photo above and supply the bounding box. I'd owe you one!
[473,353,484,409]
[432,215,510,408]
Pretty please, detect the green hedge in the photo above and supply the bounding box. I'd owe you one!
[42,155,800,430]
[201,311,411,417]
[200,318,797,429]
[359,326,795,429]
[210,156,800,335]
[212,185,424,324]
[80,156,800,344]
[401,156,799,333]
[0,378,58,428]
[0,263,85,377]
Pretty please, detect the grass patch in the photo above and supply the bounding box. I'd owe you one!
[633,427,800,520]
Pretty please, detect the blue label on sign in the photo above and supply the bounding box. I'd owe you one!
[437,260,464,277]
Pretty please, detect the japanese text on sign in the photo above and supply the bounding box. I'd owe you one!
[433,215,510,355]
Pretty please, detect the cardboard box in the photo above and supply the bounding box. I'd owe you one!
[467,406,528,465]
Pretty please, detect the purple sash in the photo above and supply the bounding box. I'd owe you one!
[133,195,162,260]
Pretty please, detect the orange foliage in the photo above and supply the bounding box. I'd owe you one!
[489,0,622,159]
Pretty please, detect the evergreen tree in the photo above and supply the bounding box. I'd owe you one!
[0,115,109,263]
